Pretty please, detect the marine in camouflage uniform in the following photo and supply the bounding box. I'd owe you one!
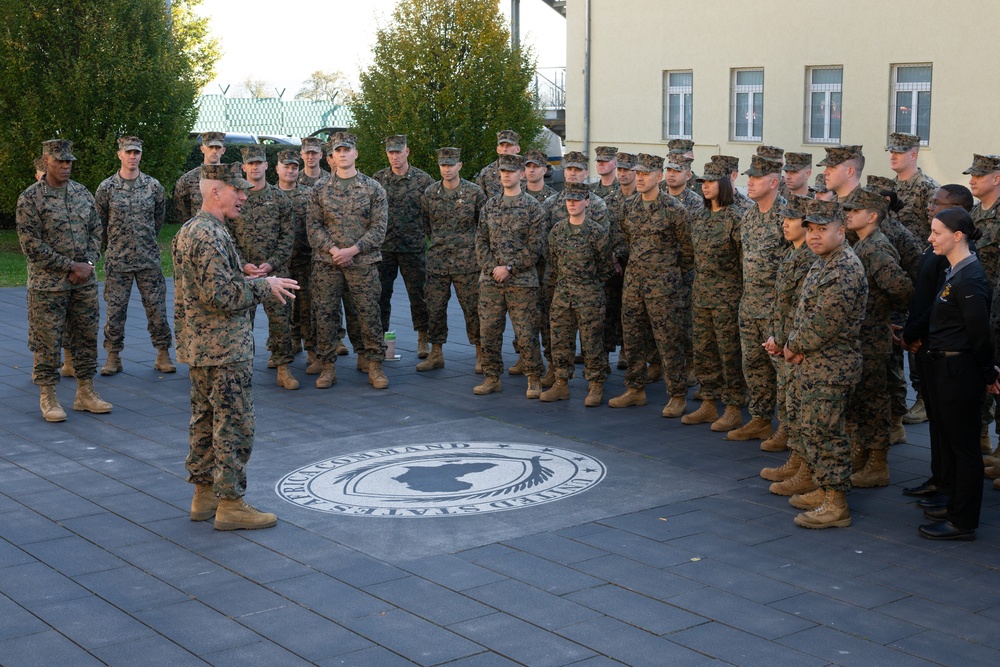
[757,145,789,199]
[668,139,702,197]
[173,163,297,528]
[474,154,545,396]
[783,152,814,198]
[94,137,173,372]
[785,199,868,528]
[229,147,295,373]
[275,151,315,359]
[477,129,520,200]
[544,182,613,400]
[590,145,620,200]
[602,152,636,360]
[712,155,753,214]
[174,132,226,225]
[887,132,939,243]
[307,133,389,386]
[298,137,331,188]
[610,153,694,416]
[420,147,486,360]
[523,149,556,204]
[17,140,111,421]
[843,189,914,487]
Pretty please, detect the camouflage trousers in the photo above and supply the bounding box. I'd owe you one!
[680,269,694,371]
[479,280,542,377]
[692,305,744,406]
[603,271,624,352]
[250,284,294,367]
[798,377,853,491]
[514,257,553,361]
[312,261,384,363]
[425,272,480,346]
[621,275,687,396]
[186,360,255,499]
[849,355,891,452]
[28,286,99,385]
[780,360,804,456]
[739,315,777,419]
[379,250,428,334]
[550,283,608,382]
[289,258,315,352]
[102,268,172,353]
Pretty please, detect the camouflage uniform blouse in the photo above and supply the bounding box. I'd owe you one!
[173,166,203,224]
[769,243,816,348]
[690,205,742,309]
[476,192,545,287]
[228,183,294,272]
[620,191,694,294]
[972,199,1000,285]
[853,230,913,357]
[421,179,486,275]
[476,160,503,199]
[894,168,939,242]
[278,184,312,266]
[307,173,388,266]
[590,180,619,200]
[94,171,165,273]
[373,164,435,253]
[524,183,556,205]
[881,213,923,282]
[298,170,330,188]
[16,179,102,291]
[740,197,788,319]
[547,217,613,290]
[603,189,633,262]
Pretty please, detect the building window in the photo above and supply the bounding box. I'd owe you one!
[806,66,842,143]
[662,70,693,140]
[891,64,931,144]
[731,68,763,141]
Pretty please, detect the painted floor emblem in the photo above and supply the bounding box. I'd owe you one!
[276,442,606,517]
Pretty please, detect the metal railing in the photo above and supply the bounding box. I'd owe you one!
[532,67,566,110]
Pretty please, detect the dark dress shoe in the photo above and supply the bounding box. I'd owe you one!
[903,480,939,497]
[916,495,950,508]
[923,506,948,520]
[919,521,975,541]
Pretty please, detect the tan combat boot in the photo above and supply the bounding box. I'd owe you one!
[266,355,278,369]
[540,365,557,389]
[39,385,67,423]
[417,331,430,359]
[981,426,993,455]
[473,375,502,395]
[368,361,389,389]
[474,344,483,374]
[851,448,890,487]
[645,363,663,383]
[73,379,112,413]
[101,352,122,376]
[760,424,788,452]
[316,362,337,389]
[416,344,445,371]
[526,375,542,399]
[508,356,525,375]
[335,341,349,355]
[761,452,802,482]
[726,417,773,441]
[154,349,176,373]
[889,415,906,445]
[850,442,870,473]
[681,400,718,425]
[276,364,300,390]
[985,445,1000,467]
[769,464,817,496]
[584,381,603,407]
[609,387,647,408]
[190,484,219,521]
[902,393,927,424]
[60,348,76,377]
[214,498,277,530]
[357,356,370,373]
[540,378,570,402]
[662,396,686,418]
[306,351,322,375]
[789,487,827,511]
[794,489,851,529]
[711,406,743,432]
[985,466,1000,479]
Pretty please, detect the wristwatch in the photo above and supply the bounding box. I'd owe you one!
[85,259,95,266]
[505,263,513,272]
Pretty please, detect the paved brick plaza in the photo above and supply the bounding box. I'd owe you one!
[1,279,999,666]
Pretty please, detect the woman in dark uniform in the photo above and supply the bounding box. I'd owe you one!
[920,207,1000,540]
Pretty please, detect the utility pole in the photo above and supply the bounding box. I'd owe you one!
[511,0,520,50]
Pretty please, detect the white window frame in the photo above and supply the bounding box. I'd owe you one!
[731,68,763,142]
[805,66,842,144]
[662,70,693,140]
[890,64,931,146]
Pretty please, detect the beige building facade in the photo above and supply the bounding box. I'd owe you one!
[564,0,998,189]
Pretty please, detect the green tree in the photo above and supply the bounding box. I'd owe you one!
[0,0,219,225]
[296,70,353,103]
[350,0,543,178]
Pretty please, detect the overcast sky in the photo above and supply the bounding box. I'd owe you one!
[195,0,567,97]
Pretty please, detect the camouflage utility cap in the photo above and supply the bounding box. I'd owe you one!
[667,139,695,153]
[780,195,811,219]
[666,154,693,171]
[327,131,357,151]
[497,154,524,171]
[523,149,548,166]
[300,137,324,154]
[201,162,252,189]
[697,161,729,182]
[817,144,864,167]
[885,132,921,153]
[436,147,461,165]
[117,136,143,152]
[711,154,739,174]
[563,182,590,200]
[804,198,843,225]
[810,172,829,193]
[783,152,812,172]
[42,139,76,161]
[842,186,889,213]
[497,129,520,146]
[866,175,896,193]
[633,153,664,173]
[616,152,638,169]
[384,135,407,152]
[743,154,782,177]
[564,151,589,170]
[241,145,266,163]
[201,132,225,148]
[595,146,618,161]
[756,145,785,161]
[962,154,1000,176]
[277,150,300,165]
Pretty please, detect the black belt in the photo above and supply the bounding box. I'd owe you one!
[927,350,966,359]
